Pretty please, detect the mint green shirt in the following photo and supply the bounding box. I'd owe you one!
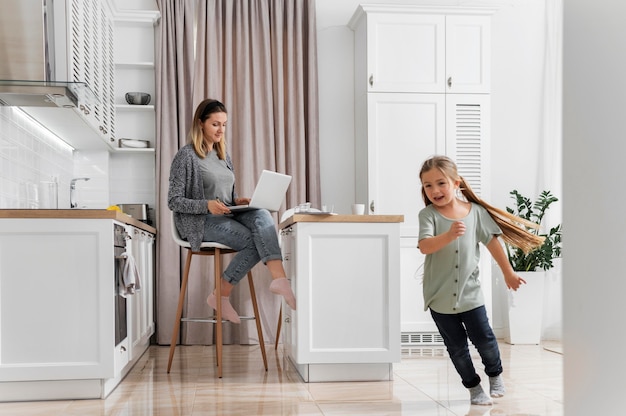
[418,203,501,314]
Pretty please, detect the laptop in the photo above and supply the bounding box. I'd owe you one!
[228,170,292,212]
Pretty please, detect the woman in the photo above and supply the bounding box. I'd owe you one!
[168,98,296,324]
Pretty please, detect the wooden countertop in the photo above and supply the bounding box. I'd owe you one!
[0,209,157,234]
[279,214,404,229]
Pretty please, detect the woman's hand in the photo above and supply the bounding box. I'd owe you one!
[208,199,231,215]
[234,197,250,206]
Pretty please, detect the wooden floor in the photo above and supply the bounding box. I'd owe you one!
[0,341,563,415]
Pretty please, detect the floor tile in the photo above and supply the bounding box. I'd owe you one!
[0,342,563,415]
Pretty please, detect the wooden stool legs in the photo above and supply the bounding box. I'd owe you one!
[248,272,268,371]
[166,248,268,377]
[167,250,193,373]
[275,305,282,350]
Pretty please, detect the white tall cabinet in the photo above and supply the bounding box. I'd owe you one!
[350,5,494,343]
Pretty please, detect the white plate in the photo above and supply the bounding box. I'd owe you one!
[119,139,149,148]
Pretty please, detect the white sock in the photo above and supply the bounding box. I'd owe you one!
[469,384,493,406]
[489,375,506,398]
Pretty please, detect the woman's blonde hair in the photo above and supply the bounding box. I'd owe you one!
[188,98,227,160]
[419,155,544,253]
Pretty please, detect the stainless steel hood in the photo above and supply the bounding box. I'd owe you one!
[0,81,79,107]
[0,0,93,107]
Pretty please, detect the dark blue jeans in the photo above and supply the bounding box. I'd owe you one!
[430,306,503,388]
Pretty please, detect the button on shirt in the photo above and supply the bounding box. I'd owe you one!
[418,203,501,314]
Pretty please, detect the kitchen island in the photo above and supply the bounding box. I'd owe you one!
[0,210,156,401]
[278,214,403,382]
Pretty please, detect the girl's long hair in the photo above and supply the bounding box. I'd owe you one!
[420,156,544,253]
[188,98,227,160]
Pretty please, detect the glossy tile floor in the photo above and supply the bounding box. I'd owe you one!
[0,341,563,415]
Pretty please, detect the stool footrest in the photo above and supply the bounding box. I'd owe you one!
[181,316,256,323]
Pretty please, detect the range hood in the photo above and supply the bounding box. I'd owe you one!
[0,0,95,108]
[0,80,95,108]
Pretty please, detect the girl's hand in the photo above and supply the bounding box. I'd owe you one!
[448,221,466,239]
[503,271,527,291]
[234,197,250,205]
[208,199,231,215]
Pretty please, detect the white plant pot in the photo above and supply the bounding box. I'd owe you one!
[505,271,545,345]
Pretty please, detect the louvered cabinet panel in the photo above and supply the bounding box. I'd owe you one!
[358,93,445,237]
[67,0,116,145]
[446,94,491,198]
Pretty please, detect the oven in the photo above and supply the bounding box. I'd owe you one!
[114,224,128,346]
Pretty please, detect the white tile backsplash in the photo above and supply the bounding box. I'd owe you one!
[0,107,155,211]
[0,108,73,208]
[73,150,110,209]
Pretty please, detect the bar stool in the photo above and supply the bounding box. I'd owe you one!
[167,212,268,377]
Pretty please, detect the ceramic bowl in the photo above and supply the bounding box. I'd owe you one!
[125,92,151,105]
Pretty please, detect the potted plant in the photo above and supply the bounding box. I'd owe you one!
[503,190,562,344]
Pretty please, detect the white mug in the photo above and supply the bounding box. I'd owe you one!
[351,203,365,215]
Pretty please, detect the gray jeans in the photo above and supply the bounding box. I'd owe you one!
[202,209,282,285]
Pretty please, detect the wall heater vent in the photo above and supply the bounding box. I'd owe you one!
[401,332,444,346]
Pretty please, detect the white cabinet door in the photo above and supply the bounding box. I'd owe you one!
[126,225,155,362]
[54,0,116,146]
[399,237,437,333]
[352,7,492,94]
[445,15,491,94]
[356,92,446,237]
[362,13,445,93]
[0,219,115,381]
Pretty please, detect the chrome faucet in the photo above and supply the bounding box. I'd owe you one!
[70,177,90,208]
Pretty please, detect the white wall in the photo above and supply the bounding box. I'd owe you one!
[315,0,560,339]
[563,1,626,413]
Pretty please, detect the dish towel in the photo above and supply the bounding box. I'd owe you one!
[119,251,141,297]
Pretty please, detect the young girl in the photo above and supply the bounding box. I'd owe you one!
[417,156,544,406]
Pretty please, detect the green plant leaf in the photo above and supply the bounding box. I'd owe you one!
[506,190,562,271]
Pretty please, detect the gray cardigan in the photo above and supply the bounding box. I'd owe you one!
[168,144,237,251]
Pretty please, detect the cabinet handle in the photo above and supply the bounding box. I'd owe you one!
[120,346,126,352]
[369,74,374,87]
[370,200,375,213]
[447,77,452,88]
[285,317,290,323]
